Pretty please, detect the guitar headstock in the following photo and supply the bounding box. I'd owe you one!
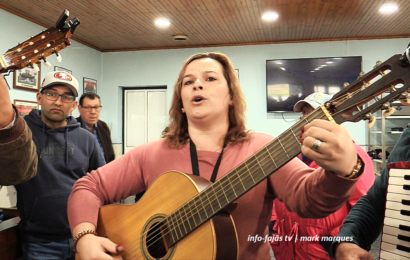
[319,52,410,126]
[0,9,80,73]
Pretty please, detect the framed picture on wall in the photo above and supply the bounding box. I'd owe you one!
[13,100,39,117]
[83,77,97,94]
[13,63,41,92]
[54,66,72,74]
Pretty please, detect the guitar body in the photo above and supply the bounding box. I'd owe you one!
[77,171,238,260]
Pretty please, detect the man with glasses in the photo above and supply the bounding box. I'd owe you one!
[77,92,115,163]
[13,71,105,260]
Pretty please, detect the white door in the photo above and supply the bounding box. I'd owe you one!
[123,88,167,153]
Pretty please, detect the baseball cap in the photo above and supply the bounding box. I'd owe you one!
[293,93,332,112]
[41,71,79,97]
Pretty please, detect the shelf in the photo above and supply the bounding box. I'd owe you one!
[372,159,382,163]
[386,131,404,134]
[370,131,382,134]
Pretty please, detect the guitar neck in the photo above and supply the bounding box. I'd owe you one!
[164,107,334,246]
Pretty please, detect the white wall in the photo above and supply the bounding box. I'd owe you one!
[100,39,410,146]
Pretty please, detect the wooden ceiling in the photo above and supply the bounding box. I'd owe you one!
[0,0,409,52]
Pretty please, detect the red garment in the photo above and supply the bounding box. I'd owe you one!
[270,143,375,260]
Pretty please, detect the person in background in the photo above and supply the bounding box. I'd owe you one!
[77,92,115,163]
[15,71,105,260]
[270,92,375,260]
[0,74,37,185]
[331,121,410,259]
[67,52,365,260]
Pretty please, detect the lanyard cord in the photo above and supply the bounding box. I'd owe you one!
[189,139,226,183]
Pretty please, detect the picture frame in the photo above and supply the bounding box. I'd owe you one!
[13,63,41,92]
[235,69,239,80]
[13,100,39,117]
[54,66,72,74]
[83,77,97,94]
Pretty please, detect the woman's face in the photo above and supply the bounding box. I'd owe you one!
[180,58,232,124]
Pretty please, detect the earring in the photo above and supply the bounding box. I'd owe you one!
[181,108,185,112]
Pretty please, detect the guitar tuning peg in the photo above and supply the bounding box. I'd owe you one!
[400,99,410,107]
[382,107,395,118]
[374,61,382,69]
[33,63,40,72]
[367,115,376,129]
[357,71,366,80]
[56,53,62,62]
[44,61,52,67]
[343,82,349,88]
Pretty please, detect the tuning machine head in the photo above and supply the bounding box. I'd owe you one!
[365,114,376,129]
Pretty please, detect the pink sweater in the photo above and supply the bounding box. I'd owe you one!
[68,133,359,260]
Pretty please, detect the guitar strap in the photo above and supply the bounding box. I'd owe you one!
[189,140,226,183]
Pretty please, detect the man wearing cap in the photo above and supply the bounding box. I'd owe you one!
[270,92,375,260]
[0,75,37,185]
[13,71,105,260]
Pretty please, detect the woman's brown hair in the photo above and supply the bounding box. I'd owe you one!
[163,52,251,148]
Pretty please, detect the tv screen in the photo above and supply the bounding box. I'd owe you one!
[266,56,362,112]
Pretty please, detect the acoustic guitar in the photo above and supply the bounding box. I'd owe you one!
[0,9,79,260]
[79,51,410,260]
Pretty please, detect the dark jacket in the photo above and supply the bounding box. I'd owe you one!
[76,117,115,163]
[0,105,37,185]
[16,109,105,243]
[330,127,410,257]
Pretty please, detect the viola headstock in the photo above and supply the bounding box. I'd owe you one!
[317,50,410,126]
[0,9,80,73]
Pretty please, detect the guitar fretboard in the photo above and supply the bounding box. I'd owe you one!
[161,107,332,246]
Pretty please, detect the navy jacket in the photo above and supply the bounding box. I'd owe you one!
[15,109,106,242]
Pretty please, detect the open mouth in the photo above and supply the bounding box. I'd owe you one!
[192,96,205,103]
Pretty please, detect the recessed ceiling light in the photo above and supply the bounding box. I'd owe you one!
[262,12,279,21]
[379,4,398,14]
[326,61,333,64]
[155,19,170,27]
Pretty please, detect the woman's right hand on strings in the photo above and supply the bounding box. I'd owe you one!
[76,234,124,260]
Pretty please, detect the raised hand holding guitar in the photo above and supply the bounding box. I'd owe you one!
[0,9,79,126]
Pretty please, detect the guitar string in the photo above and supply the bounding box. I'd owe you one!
[121,91,364,255]
[137,90,372,255]
[138,92,364,254]
[2,28,60,57]
[140,91,369,253]
[3,29,62,63]
[140,110,330,254]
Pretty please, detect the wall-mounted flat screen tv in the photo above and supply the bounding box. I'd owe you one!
[266,56,362,112]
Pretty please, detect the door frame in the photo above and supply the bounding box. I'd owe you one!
[121,86,167,155]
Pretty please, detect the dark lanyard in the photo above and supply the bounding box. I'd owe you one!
[190,139,226,183]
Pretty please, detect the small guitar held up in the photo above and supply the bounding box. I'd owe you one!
[0,9,80,74]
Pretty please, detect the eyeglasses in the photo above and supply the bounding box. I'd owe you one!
[42,91,75,103]
[81,106,102,112]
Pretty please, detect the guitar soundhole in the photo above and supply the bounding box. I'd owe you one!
[146,222,168,258]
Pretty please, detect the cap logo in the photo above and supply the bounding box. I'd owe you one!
[54,72,72,82]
